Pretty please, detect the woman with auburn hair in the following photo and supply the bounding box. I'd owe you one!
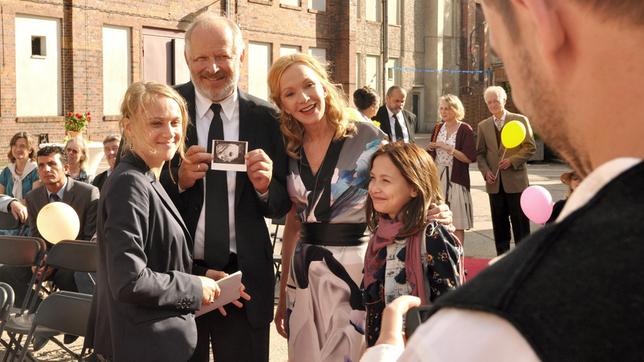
[92,82,247,361]
[0,132,40,235]
[427,94,476,245]
[268,53,386,361]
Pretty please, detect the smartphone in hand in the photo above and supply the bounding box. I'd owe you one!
[405,305,434,338]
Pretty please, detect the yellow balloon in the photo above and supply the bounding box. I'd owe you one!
[36,202,80,244]
[501,120,527,149]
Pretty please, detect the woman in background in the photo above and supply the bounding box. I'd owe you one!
[65,136,90,183]
[353,86,380,122]
[0,132,40,235]
[427,94,476,245]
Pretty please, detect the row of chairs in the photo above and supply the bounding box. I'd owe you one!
[0,236,96,361]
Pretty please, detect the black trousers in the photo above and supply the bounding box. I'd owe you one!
[489,182,531,255]
[0,265,77,309]
[189,254,270,362]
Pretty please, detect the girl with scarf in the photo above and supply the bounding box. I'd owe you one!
[0,132,40,235]
[363,142,463,346]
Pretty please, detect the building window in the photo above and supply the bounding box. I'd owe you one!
[385,58,400,91]
[31,36,46,57]
[15,15,61,116]
[388,0,400,25]
[280,45,300,57]
[308,0,325,11]
[365,55,380,94]
[103,26,132,115]
[308,47,327,64]
[248,42,272,101]
[366,0,381,22]
[281,0,300,7]
[142,28,189,86]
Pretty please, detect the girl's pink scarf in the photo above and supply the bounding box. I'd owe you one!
[363,217,428,304]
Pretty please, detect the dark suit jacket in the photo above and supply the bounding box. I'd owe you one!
[375,106,417,142]
[476,112,536,194]
[93,152,203,361]
[25,176,99,243]
[161,82,291,328]
[91,170,109,192]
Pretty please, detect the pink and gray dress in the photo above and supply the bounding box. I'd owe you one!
[284,121,384,362]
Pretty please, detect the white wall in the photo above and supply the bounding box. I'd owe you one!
[280,45,300,57]
[15,15,61,117]
[103,26,131,115]
[308,0,326,11]
[308,47,327,65]
[365,55,380,93]
[385,58,400,91]
[366,0,381,21]
[247,42,271,101]
[281,0,299,6]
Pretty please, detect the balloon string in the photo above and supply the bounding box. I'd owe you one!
[494,148,507,180]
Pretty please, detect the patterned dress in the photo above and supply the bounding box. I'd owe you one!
[436,123,474,230]
[285,121,384,362]
[363,222,463,346]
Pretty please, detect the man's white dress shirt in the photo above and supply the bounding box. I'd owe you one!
[386,107,410,143]
[193,88,239,259]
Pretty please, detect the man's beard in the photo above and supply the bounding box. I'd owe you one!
[512,51,593,177]
[195,71,236,102]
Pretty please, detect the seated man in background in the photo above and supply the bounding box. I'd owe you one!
[0,146,99,306]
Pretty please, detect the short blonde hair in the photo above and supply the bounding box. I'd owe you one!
[484,86,507,103]
[65,136,88,169]
[439,94,465,121]
[267,53,355,159]
[119,82,189,162]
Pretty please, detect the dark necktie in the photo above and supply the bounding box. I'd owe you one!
[494,119,502,148]
[49,193,61,203]
[393,114,404,142]
[204,103,230,269]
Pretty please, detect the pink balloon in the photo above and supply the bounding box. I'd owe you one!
[520,186,554,224]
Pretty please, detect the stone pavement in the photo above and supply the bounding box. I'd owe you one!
[1,134,571,361]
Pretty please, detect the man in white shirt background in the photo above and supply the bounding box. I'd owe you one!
[361,0,644,361]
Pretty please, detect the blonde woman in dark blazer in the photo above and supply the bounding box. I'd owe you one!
[93,82,234,361]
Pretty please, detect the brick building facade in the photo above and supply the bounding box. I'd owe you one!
[0,0,493,167]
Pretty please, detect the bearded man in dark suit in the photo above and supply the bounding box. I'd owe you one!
[161,14,291,362]
[374,85,416,143]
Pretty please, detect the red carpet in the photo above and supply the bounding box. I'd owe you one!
[464,257,491,281]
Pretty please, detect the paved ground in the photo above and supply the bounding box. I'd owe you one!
[1,134,571,361]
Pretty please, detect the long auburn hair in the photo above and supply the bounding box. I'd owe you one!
[366,142,444,237]
[267,53,355,159]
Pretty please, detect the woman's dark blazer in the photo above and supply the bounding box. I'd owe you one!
[92,152,203,361]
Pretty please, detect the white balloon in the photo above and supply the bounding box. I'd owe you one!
[36,202,80,244]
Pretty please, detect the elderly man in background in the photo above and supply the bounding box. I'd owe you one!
[477,85,535,255]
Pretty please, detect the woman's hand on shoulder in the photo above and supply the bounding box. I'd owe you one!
[427,203,455,232]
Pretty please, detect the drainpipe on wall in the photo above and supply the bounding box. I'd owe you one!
[224,0,231,18]
[381,0,388,100]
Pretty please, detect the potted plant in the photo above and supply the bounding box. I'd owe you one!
[64,112,91,138]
